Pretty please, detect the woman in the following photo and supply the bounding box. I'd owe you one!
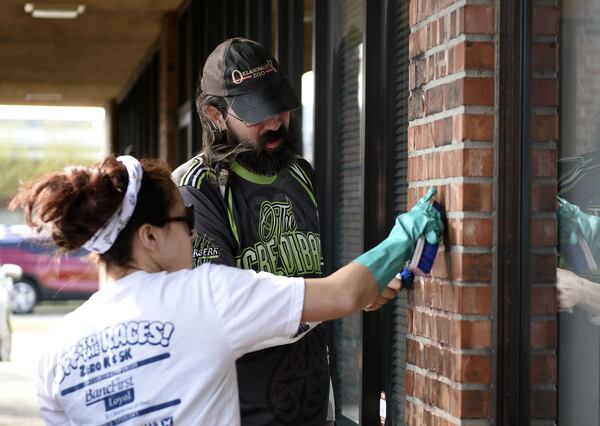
[12,156,442,425]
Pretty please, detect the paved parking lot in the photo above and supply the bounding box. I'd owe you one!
[0,301,82,425]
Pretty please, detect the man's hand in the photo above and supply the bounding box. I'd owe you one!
[363,277,402,312]
[557,267,600,321]
[556,267,585,312]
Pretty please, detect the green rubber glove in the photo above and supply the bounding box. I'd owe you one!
[558,196,600,262]
[354,187,445,290]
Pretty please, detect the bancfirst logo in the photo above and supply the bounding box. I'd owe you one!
[231,60,277,84]
[85,376,134,406]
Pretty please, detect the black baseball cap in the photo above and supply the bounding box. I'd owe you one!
[201,38,300,124]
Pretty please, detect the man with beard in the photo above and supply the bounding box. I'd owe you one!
[173,38,335,425]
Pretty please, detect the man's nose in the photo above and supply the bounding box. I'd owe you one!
[261,114,281,131]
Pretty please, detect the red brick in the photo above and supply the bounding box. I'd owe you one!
[446,78,494,108]
[448,217,493,247]
[532,149,557,177]
[450,252,493,282]
[436,50,447,79]
[453,41,495,71]
[459,182,493,211]
[427,55,435,83]
[426,183,493,213]
[532,183,557,212]
[409,27,428,59]
[410,0,419,26]
[407,339,492,383]
[454,42,464,73]
[410,310,491,348]
[531,253,557,284]
[463,77,495,106]
[457,318,492,349]
[425,85,446,115]
[533,43,558,72]
[417,123,434,150]
[531,218,556,247]
[406,368,415,396]
[531,389,556,418]
[438,16,446,44]
[430,21,438,49]
[532,286,558,315]
[531,353,557,384]
[424,0,436,19]
[407,399,458,426]
[433,117,453,146]
[408,156,418,181]
[456,389,492,418]
[453,114,494,142]
[409,370,491,418]
[533,5,558,36]
[463,5,495,35]
[463,149,493,177]
[532,114,558,142]
[409,91,425,120]
[532,78,558,107]
[447,46,455,74]
[450,9,457,38]
[417,0,428,24]
[414,279,491,314]
[408,126,416,151]
[531,319,557,349]
[435,150,459,178]
[409,63,417,90]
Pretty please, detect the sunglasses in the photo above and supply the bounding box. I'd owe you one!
[152,205,195,236]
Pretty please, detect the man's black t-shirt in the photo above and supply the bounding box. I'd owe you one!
[178,157,329,425]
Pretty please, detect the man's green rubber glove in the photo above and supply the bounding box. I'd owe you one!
[558,196,600,263]
[354,187,445,290]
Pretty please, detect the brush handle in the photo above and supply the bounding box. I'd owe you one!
[397,267,415,289]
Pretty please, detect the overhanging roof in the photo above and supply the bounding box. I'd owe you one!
[0,0,183,106]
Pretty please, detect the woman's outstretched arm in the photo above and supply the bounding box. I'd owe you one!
[302,263,378,322]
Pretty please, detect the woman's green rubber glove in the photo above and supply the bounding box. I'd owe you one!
[354,187,445,290]
[557,196,600,263]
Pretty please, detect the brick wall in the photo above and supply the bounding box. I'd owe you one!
[406,0,560,423]
[406,0,496,423]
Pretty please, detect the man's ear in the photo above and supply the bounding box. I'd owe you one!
[136,224,159,252]
[206,105,226,131]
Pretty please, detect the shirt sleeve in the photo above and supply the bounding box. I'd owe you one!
[35,349,69,425]
[204,264,305,358]
[179,184,237,267]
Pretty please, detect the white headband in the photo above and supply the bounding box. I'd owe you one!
[83,156,143,254]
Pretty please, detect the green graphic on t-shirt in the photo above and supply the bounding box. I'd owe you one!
[236,198,322,276]
[193,234,221,266]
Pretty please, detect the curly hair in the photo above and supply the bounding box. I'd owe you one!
[10,157,177,267]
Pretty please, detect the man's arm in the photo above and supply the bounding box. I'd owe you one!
[179,183,237,266]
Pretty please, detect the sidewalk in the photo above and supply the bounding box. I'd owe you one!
[0,301,82,425]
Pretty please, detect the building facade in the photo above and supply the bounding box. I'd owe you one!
[111,0,595,424]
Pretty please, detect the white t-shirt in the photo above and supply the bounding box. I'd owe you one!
[35,264,304,426]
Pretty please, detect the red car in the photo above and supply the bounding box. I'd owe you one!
[0,235,99,314]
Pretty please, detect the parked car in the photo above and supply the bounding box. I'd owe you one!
[0,234,99,314]
[0,263,21,361]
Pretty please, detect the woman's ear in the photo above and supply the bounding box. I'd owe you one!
[206,105,226,131]
[136,224,159,252]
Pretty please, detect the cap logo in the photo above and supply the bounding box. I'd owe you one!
[231,60,277,85]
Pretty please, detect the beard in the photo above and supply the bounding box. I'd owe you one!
[226,121,299,176]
